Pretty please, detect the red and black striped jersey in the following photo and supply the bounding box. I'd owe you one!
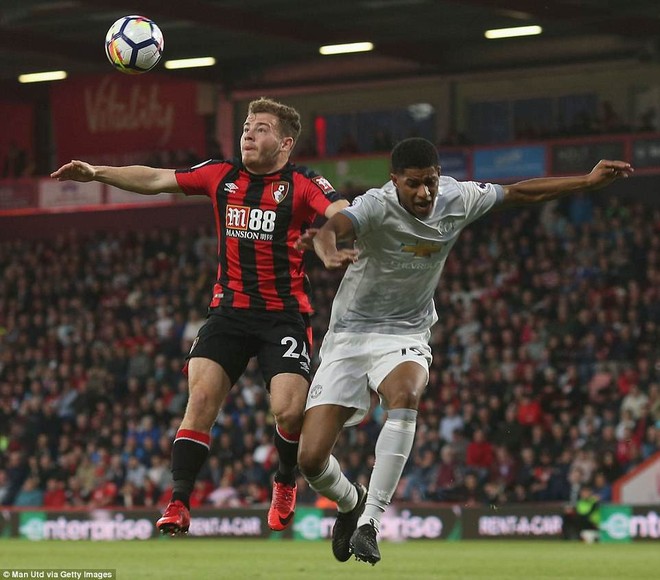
[175,158,341,313]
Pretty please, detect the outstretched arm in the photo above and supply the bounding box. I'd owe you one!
[500,159,633,209]
[324,198,350,218]
[313,213,359,270]
[50,160,182,195]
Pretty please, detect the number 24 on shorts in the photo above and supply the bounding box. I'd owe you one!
[281,336,310,364]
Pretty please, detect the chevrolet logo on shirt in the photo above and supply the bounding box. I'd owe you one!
[400,241,444,258]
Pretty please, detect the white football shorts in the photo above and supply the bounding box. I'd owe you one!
[306,330,432,427]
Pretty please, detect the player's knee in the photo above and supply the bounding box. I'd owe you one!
[272,405,304,434]
[184,386,220,425]
[381,373,425,410]
[389,389,422,410]
[297,447,325,478]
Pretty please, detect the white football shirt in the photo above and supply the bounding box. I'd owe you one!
[328,176,503,334]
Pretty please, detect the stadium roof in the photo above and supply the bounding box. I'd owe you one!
[1,0,659,92]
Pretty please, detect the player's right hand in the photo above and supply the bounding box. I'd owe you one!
[50,159,96,182]
[294,228,318,252]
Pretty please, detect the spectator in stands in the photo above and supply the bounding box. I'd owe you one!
[125,455,148,488]
[147,454,171,492]
[646,383,660,423]
[529,449,555,501]
[117,480,146,507]
[484,480,508,504]
[430,444,464,501]
[187,479,210,508]
[64,475,87,506]
[180,308,205,355]
[401,448,438,501]
[621,383,650,420]
[615,409,637,441]
[465,427,494,481]
[592,471,612,502]
[0,471,9,505]
[515,446,536,491]
[490,445,517,491]
[440,403,464,443]
[570,449,597,484]
[641,424,659,459]
[13,476,44,507]
[3,451,28,506]
[454,471,481,506]
[493,405,524,452]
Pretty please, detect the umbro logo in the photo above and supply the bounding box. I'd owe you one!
[224,182,239,194]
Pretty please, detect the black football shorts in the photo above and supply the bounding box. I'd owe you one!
[187,306,312,387]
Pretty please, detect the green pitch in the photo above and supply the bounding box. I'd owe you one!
[1,539,659,580]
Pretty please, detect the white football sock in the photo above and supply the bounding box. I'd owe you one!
[358,408,417,531]
[304,454,357,513]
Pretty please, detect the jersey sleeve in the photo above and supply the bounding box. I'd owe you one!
[457,180,504,225]
[175,160,230,197]
[299,169,343,215]
[340,189,386,236]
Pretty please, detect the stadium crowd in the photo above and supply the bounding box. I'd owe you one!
[0,192,658,510]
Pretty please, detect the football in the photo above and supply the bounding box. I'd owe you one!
[104,15,164,74]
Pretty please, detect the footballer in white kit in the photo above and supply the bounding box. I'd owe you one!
[298,137,632,566]
[306,175,504,425]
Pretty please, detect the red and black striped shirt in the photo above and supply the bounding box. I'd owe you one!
[175,159,341,313]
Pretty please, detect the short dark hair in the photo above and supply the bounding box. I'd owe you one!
[391,138,439,173]
[248,97,301,141]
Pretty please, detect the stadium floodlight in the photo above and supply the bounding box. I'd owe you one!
[320,42,374,55]
[485,25,543,39]
[18,70,68,83]
[164,57,216,70]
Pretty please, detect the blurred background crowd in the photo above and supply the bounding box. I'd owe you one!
[0,191,658,511]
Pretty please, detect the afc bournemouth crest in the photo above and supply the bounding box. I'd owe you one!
[271,181,290,204]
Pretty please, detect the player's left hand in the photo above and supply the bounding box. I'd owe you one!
[587,159,634,189]
[322,248,359,270]
[294,228,318,252]
[50,159,96,182]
